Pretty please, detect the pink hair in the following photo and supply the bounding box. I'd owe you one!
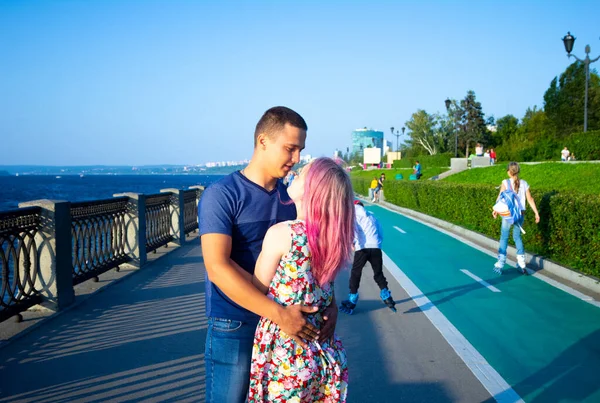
[303,157,355,286]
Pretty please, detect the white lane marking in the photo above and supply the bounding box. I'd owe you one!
[382,252,523,403]
[372,202,600,308]
[461,269,501,293]
[393,226,406,234]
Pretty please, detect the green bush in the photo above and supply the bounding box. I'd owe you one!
[352,178,600,277]
[495,130,600,162]
[568,130,600,160]
[392,153,452,168]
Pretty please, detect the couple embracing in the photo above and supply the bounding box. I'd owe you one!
[199,107,353,402]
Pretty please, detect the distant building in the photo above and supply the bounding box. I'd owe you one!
[384,140,393,155]
[351,128,384,157]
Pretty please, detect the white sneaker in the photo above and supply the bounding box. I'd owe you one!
[517,255,527,274]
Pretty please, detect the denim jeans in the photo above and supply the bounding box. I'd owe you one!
[204,317,259,403]
[498,217,524,256]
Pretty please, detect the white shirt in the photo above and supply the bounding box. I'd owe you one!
[561,149,570,159]
[354,205,383,250]
[505,178,529,210]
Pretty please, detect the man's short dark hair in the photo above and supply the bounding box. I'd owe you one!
[254,106,307,146]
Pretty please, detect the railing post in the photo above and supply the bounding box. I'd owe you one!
[113,193,147,267]
[189,185,205,233]
[160,189,185,246]
[18,200,74,311]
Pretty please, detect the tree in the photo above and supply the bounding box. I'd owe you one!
[493,114,520,146]
[404,110,448,155]
[459,90,488,156]
[544,61,600,136]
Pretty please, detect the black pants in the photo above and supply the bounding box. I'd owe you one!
[349,248,388,294]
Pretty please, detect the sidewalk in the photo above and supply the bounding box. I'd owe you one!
[0,238,490,403]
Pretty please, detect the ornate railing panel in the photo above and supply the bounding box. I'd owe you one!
[0,207,42,322]
[146,194,173,252]
[183,189,199,235]
[71,198,130,285]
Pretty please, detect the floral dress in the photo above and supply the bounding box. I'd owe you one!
[248,220,348,403]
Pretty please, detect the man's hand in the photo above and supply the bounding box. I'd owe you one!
[276,304,319,348]
[321,303,338,343]
[492,210,498,219]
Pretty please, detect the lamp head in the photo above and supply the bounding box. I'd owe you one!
[445,98,451,110]
[563,32,575,55]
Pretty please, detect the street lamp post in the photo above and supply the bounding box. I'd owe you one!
[445,98,458,157]
[562,32,600,132]
[391,126,401,152]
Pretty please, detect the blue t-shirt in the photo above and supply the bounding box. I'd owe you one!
[198,171,297,322]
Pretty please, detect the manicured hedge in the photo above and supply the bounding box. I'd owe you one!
[392,153,452,169]
[568,130,600,161]
[352,178,600,277]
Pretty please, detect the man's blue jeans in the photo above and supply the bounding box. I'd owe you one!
[204,317,259,403]
[498,218,524,256]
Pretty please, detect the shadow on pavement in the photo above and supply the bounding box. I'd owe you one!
[487,329,600,403]
[0,245,207,402]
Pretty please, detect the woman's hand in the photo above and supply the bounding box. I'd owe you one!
[535,212,540,224]
[492,210,498,219]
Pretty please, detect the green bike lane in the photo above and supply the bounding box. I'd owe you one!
[368,204,600,403]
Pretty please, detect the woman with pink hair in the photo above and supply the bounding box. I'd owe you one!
[248,157,355,402]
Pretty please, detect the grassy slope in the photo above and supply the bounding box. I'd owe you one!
[350,167,449,182]
[443,162,600,195]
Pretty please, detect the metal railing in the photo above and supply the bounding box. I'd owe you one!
[0,207,43,322]
[0,186,203,324]
[71,197,130,285]
[145,194,174,253]
[183,189,199,235]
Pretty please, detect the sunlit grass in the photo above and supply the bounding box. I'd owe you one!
[443,162,600,194]
[350,167,449,181]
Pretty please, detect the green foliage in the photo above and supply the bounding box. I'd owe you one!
[442,162,600,195]
[404,110,448,155]
[491,114,519,147]
[544,62,600,136]
[392,153,452,168]
[351,178,600,277]
[444,91,491,156]
[568,130,600,160]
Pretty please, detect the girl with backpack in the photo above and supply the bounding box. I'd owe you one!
[491,162,540,274]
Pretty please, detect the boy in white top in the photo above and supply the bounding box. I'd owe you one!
[561,147,570,162]
[340,201,396,313]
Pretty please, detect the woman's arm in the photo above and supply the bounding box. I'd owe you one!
[252,222,292,294]
[525,188,540,223]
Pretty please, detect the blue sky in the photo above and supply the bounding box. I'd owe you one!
[1,0,599,166]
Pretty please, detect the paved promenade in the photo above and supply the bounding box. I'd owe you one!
[0,234,491,403]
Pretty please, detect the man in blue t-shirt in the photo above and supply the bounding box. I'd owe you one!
[413,160,422,179]
[199,106,338,403]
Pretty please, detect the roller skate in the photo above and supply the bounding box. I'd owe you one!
[493,254,506,275]
[340,293,359,315]
[517,254,528,275]
[380,288,396,312]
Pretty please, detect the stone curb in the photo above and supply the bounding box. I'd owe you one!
[361,196,600,296]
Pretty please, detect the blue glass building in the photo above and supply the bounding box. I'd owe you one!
[351,128,384,156]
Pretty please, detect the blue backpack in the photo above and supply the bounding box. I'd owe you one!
[498,179,525,229]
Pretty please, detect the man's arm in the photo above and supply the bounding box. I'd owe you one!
[202,233,319,343]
